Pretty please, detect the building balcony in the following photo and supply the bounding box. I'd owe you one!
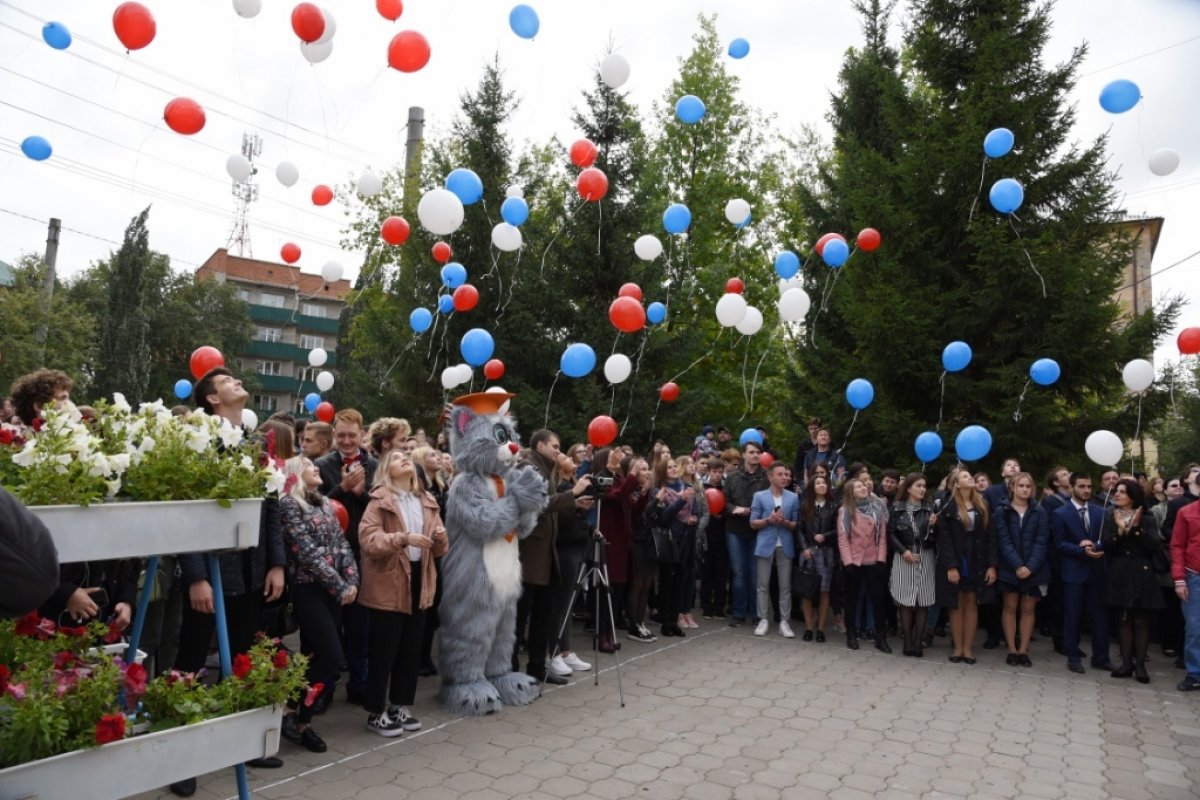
[247,304,295,325]
[255,374,303,393]
[297,314,339,335]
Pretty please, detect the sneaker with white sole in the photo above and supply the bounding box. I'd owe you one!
[367,711,404,737]
[547,655,573,677]
[386,705,421,732]
[562,652,592,672]
[755,619,770,636]
[780,621,795,639]
[638,623,658,642]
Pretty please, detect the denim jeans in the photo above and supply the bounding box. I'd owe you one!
[726,533,757,620]
[1185,573,1200,681]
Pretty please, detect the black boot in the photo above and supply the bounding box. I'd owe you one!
[846,627,859,650]
[875,635,893,654]
[1134,659,1150,684]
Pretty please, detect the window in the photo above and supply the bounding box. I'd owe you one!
[253,395,279,412]
[236,289,254,303]
[256,360,282,376]
[259,294,285,308]
[255,326,282,342]
[300,335,325,350]
[294,398,308,415]
[302,303,326,318]
[297,367,319,384]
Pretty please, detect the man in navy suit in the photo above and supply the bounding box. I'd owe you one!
[1050,472,1114,673]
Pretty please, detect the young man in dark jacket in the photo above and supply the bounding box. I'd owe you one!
[0,488,60,618]
[723,442,769,626]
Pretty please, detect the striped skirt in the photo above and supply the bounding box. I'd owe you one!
[889,548,937,607]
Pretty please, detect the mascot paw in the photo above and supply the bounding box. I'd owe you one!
[507,467,549,514]
[489,671,542,706]
[441,680,503,717]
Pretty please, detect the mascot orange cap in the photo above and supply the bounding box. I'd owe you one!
[449,392,515,415]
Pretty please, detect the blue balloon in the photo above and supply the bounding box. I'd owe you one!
[738,428,763,448]
[1099,79,1140,114]
[675,95,706,125]
[560,343,596,378]
[460,328,495,367]
[1029,357,1061,386]
[728,38,750,59]
[942,341,973,373]
[508,4,540,39]
[646,301,667,325]
[174,379,193,400]
[774,250,800,280]
[500,196,529,226]
[441,262,468,289]
[20,136,51,161]
[955,425,993,462]
[445,168,483,205]
[846,378,875,410]
[663,203,692,235]
[823,238,850,268]
[914,431,944,463]
[438,294,456,314]
[304,392,321,413]
[409,307,433,333]
[989,178,1024,214]
[42,21,72,50]
[983,127,1014,158]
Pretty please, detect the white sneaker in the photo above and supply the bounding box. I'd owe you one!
[547,655,573,677]
[780,621,795,639]
[755,619,769,636]
[562,652,592,672]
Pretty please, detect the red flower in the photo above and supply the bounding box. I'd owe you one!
[33,616,57,640]
[0,664,9,693]
[232,653,252,679]
[14,612,39,637]
[95,713,126,745]
[53,651,77,670]
[123,663,148,697]
[272,650,289,669]
[58,624,88,638]
[102,621,123,644]
[0,428,13,445]
[303,682,325,708]
[31,417,44,432]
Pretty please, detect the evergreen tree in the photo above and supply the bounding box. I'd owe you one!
[787,0,1180,473]
[92,208,153,403]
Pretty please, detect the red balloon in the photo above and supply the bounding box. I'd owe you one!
[759,452,775,469]
[376,0,404,21]
[705,487,725,515]
[576,167,608,202]
[857,227,881,252]
[387,30,431,73]
[1179,327,1200,355]
[113,2,156,51]
[381,216,410,245]
[725,277,745,295]
[483,359,505,380]
[329,499,349,533]
[570,139,598,169]
[164,98,205,135]
[312,185,334,206]
[814,232,847,256]
[659,382,680,403]
[189,346,225,381]
[587,415,618,448]
[618,283,643,301]
[609,296,646,333]
[280,243,301,264]
[453,283,479,312]
[291,3,326,43]
[315,401,336,423]
[431,241,452,263]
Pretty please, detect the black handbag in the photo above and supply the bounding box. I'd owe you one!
[651,526,680,565]
[794,558,821,600]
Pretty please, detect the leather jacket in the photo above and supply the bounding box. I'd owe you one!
[888,501,936,556]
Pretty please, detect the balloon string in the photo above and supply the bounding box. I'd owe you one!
[498,246,522,321]
[378,339,417,393]
[741,337,774,421]
[967,155,988,229]
[609,384,617,418]
[596,199,603,256]
[540,198,586,278]
[663,237,675,309]
[936,370,947,431]
[1012,377,1032,422]
[425,304,442,360]
[1008,214,1047,298]
[1130,394,1144,475]
[740,336,751,406]
[647,396,664,451]
[684,238,696,304]
[491,251,504,313]
[620,329,651,436]
[610,330,622,356]
[839,409,861,454]
[668,328,724,384]
[543,371,561,430]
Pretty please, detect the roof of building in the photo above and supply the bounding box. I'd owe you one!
[0,259,14,288]
[196,249,352,301]
[1112,216,1165,260]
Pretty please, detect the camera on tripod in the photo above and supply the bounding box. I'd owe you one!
[581,474,613,498]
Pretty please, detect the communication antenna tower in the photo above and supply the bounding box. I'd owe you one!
[225,133,262,256]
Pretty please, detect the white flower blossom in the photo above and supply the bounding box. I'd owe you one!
[138,399,166,416]
[12,441,38,467]
[264,467,287,495]
[217,422,244,450]
[87,453,110,478]
[239,455,254,471]
[111,393,132,414]
[186,427,211,454]
[107,453,131,475]
[105,478,122,498]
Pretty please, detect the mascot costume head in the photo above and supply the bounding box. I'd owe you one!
[438,391,548,716]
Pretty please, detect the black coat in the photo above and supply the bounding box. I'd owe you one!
[993,503,1051,588]
[935,503,997,608]
[179,498,286,597]
[316,448,378,555]
[0,488,60,618]
[1101,509,1165,610]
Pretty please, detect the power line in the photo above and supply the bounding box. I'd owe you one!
[1116,248,1200,293]
[1080,34,1200,78]
[0,205,199,267]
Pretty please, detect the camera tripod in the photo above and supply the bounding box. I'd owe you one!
[549,498,626,706]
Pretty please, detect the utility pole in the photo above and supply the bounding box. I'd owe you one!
[403,106,425,208]
[34,217,60,362]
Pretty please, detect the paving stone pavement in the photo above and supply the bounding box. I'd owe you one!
[133,624,1200,800]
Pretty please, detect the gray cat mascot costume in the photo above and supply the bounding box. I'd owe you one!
[439,392,548,715]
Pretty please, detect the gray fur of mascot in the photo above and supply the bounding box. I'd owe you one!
[438,397,548,716]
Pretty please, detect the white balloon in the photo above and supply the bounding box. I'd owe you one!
[724,198,751,226]
[505,185,524,199]
[1122,358,1154,393]
[232,0,261,18]
[276,161,299,188]
[1149,148,1180,177]
[491,222,523,252]
[315,370,335,392]
[316,8,336,44]
[441,367,459,390]
[735,306,764,335]
[778,276,804,296]
[778,288,811,322]
[604,354,633,384]
[356,170,382,197]
[307,348,328,367]
[484,385,512,415]
[1084,430,1124,467]
[634,234,663,261]
[300,39,333,64]
[454,363,473,386]
[417,188,465,236]
[321,261,343,283]
[600,53,631,89]
[715,293,748,327]
[241,409,258,431]
[226,154,252,183]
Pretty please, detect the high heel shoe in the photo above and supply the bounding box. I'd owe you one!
[1111,662,1133,679]
[1134,660,1150,684]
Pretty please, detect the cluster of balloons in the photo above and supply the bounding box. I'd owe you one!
[440,363,475,390]
[609,285,648,333]
[715,290,762,335]
[289,3,338,64]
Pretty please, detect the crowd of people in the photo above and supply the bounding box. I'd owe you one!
[4,366,1200,797]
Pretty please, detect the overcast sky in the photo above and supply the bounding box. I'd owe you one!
[1,0,1197,362]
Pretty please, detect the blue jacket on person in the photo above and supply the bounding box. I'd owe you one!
[1050,500,1107,584]
[750,488,800,559]
[994,502,1050,587]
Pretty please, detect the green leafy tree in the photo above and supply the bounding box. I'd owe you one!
[1149,360,1200,478]
[91,208,154,403]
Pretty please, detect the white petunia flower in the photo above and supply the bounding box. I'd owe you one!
[111,393,132,413]
[264,467,287,495]
[217,422,244,449]
[139,399,166,416]
[12,441,38,467]
[105,478,122,498]
[186,427,211,454]
[239,455,254,471]
[107,453,131,475]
